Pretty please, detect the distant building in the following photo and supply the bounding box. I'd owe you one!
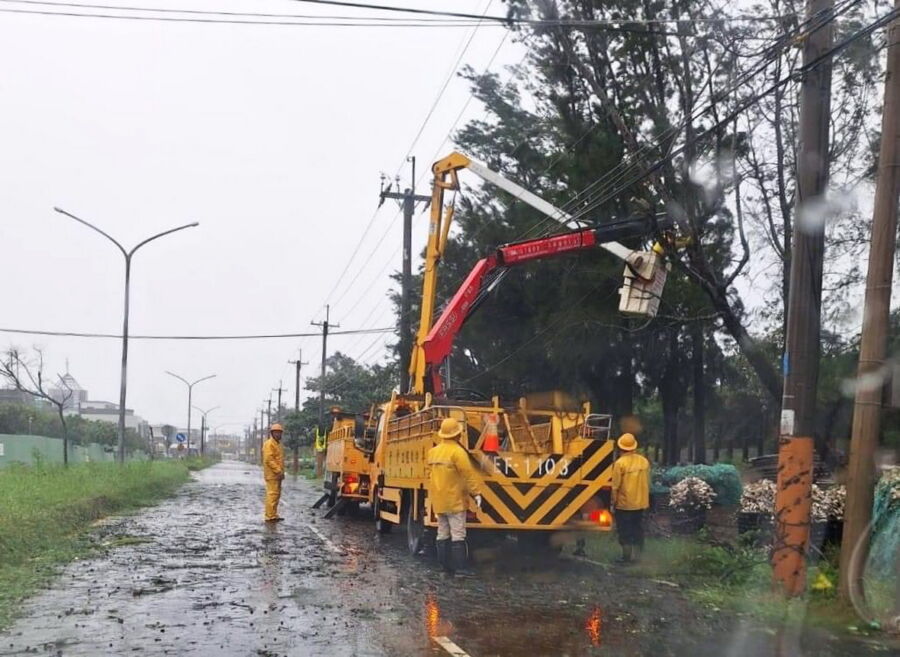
[0,388,40,406]
[51,373,89,412]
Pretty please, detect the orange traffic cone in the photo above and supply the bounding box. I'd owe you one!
[482,413,500,452]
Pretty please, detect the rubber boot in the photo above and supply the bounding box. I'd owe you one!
[451,541,473,577]
[436,539,453,577]
[614,545,633,564]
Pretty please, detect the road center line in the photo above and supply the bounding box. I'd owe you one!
[432,636,472,657]
[307,524,343,554]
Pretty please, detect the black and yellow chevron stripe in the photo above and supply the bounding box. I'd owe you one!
[470,439,614,529]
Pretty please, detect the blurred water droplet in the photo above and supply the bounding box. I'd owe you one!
[796,189,857,234]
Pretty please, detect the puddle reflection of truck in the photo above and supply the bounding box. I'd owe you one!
[318,151,675,554]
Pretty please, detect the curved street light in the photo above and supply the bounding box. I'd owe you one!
[56,207,199,464]
[165,371,216,455]
[192,404,220,457]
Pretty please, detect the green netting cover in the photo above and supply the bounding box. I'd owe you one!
[659,464,743,506]
[865,467,899,592]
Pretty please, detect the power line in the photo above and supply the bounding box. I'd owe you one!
[512,0,863,240]
[0,6,497,25]
[0,1,799,30]
[318,3,496,318]
[564,3,899,228]
[286,1,797,26]
[0,326,394,340]
[397,0,495,168]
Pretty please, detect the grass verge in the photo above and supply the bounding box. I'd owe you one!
[574,532,880,636]
[0,459,210,629]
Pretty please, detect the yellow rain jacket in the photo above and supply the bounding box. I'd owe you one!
[263,437,284,481]
[611,451,650,511]
[426,437,482,514]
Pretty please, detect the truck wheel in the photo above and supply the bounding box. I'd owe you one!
[326,473,338,508]
[374,490,392,534]
[406,504,425,556]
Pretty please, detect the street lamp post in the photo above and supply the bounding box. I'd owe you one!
[165,372,215,456]
[56,207,198,464]
[192,405,220,457]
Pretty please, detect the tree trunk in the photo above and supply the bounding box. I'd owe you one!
[692,325,706,464]
[58,409,68,467]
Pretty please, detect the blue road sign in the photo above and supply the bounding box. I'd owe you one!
[176,433,187,444]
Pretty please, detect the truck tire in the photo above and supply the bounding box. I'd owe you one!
[374,490,392,534]
[326,472,338,508]
[406,502,425,556]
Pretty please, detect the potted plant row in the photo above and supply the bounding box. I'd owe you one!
[668,477,717,534]
[738,480,846,546]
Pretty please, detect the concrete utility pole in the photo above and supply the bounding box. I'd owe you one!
[840,1,900,602]
[772,0,834,598]
[272,382,287,421]
[380,157,430,393]
[289,351,308,412]
[266,397,272,432]
[311,305,339,428]
[257,409,264,464]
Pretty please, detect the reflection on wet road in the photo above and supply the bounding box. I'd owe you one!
[0,462,890,656]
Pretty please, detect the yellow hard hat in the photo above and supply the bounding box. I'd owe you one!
[617,433,638,451]
[270,423,284,432]
[437,418,463,440]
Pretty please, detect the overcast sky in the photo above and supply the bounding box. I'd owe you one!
[0,0,525,432]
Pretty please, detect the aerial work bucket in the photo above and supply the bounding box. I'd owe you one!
[618,251,668,317]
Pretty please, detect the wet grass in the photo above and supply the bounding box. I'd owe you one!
[576,533,876,636]
[0,460,205,629]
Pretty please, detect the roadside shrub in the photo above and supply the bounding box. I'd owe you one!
[669,477,716,512]
[661,464,742,506]
[686,544,768,586]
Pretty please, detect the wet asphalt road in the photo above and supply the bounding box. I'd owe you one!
[0,461,894,657]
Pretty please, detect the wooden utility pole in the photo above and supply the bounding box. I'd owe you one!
[312,305,339,428]
[840,1,900,602]
[289,351,308,412]
[772,0,833,597]
[380,157,429,393]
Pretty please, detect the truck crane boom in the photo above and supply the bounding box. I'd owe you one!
[410,151,671,396]
[420,215,673,395]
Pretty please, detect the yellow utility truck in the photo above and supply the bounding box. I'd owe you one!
[321,407,376,514]
[321,151,673,554]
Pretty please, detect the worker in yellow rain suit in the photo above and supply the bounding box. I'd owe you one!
[314,426,327,478]
[426,418,482,577]
[263,423,285,523]
[611,433,650,563]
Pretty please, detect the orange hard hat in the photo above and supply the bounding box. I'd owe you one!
[270,423,284,432]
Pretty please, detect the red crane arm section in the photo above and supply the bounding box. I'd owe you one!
[496,228,597,265]
[423,255,499,393]
[421,228,599,394]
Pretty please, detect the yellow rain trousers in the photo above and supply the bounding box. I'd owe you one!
[425,438,481,514]
[263,437,284,521]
